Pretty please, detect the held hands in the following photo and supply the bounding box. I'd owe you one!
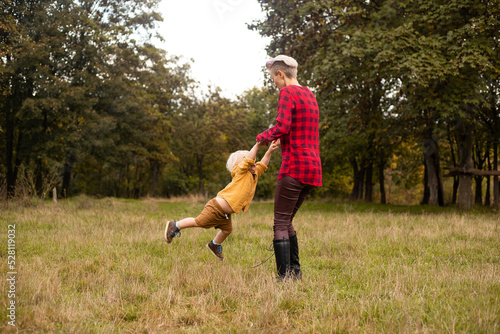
[258,139,280,167]
[268,139,280,153]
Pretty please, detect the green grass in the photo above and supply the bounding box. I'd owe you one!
[1,196,499,333]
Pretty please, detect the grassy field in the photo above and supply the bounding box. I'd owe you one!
[1,196,499,333]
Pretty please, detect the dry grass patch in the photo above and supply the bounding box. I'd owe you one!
[0,197,499,333]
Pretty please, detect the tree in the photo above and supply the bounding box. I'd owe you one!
[75,41,192,198]
[251,0,500,208]
[1,0,192,198]
[372,0,499,208]
[251,0,407,203]
[477,79,500,207]
[170,88,248,195]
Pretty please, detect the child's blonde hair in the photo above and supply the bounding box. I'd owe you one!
[226,150,249,172]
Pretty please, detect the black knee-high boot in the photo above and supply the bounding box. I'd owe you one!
[289,234,302,280]
[273,238,291,280]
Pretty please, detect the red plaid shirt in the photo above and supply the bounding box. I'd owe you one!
[256,85,322,186]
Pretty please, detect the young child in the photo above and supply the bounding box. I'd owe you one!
[164,139,280,260]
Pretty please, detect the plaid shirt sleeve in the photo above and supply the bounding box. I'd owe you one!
[256,89,293,143]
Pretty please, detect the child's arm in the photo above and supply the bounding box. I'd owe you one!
[259,139,280,167]
[246,141,267,161]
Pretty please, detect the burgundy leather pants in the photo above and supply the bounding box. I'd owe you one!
[273,176,313,240]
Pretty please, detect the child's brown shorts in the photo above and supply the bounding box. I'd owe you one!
[195,198,232,233]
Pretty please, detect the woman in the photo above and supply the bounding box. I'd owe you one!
[256,55,322,281]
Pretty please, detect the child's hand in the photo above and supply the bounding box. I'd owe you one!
[260,139,280,167]
[268,139,280,152]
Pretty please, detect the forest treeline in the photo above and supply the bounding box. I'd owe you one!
[1,0,499,209]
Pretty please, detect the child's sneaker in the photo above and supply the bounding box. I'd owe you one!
[164,221,181,243]
[206,241,224,261]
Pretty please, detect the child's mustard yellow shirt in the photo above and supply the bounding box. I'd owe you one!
[217,157,267,214]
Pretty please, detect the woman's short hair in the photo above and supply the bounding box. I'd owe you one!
[226,150,249,172]
[268,60,298,79]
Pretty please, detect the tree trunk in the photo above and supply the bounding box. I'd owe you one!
[364,162,373,202]
[6,127,17,197]
[474,175,483,205]
[485,177,491,206]
[485,147,491,206]
[62,151,75,198]
[447,128,459,205]
[456,119,474,210]
[117,169,123,198]
[473,140,484,205]
[379,160,386,204]
[421,161,430,205]
[5,99,22,198]
[4,53,31,198]
[357,166,365,200]
[452,176,459,205]
[349,158,361,200]
[423,128,445,206]
[62,163,72,198]
[197,154,204,194]
[35,159,44,197]
[150,161,160,197]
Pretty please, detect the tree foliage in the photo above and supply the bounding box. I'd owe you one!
[251,0,500,207]
[0,0,190,198]
[1,0,499,208]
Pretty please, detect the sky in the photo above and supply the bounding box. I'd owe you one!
[157,0,271,99]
